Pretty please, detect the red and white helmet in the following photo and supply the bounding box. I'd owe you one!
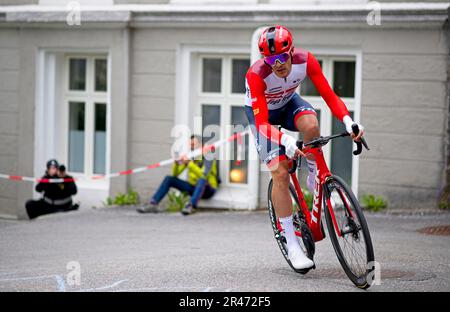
[258,25,293,56]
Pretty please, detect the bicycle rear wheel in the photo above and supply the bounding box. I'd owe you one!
[268,179,315,275]
[323,175,375,289]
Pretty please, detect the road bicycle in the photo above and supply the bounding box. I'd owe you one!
[267,125,375,289]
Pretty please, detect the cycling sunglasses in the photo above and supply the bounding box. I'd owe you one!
[264,52,290,66]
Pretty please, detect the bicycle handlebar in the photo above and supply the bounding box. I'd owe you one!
[351,124,370,156]
[287,124,370,174]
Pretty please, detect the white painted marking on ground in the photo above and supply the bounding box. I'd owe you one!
[113,286,233,292]
[0,275,55,282]
[54,275,66,292]
[77,279,128,292]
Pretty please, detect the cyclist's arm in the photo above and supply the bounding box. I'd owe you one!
[306,52,350,122]
[246,71,283,144]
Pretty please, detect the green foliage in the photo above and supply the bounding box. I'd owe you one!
[167,191,190,213]
[361,194,387,212]
[105,196,114,206]
[438,199,450,210]
[302,189,313,211]
[438,188,449,210]
[105,188,140,206]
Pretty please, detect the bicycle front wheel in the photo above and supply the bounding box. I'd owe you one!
[323,175,375,289]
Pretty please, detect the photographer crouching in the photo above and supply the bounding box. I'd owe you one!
[25,159,79,220]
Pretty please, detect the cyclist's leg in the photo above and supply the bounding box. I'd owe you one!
[245,106,291,217]
[245,105,292,217]
[271,158,314,268]
[269,159,292,218]
[284,94,320,193]
[282,93,319,142]
[245,105,314,269]
[244,105,285,165]
[295,116,319,144]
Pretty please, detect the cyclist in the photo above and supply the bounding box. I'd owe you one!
[245,25,364,270]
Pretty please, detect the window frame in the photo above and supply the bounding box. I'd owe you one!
[62,54,109,178]
[230,57,251,95]
[197,54,251,189]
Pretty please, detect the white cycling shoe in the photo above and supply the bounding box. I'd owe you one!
[288,244,315,270]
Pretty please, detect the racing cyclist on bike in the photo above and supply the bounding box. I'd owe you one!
[245,25,364,270]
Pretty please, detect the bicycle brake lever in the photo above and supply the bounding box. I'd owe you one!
[360,137,370,150]
[353,141,363,156]
[352,124,363,156]
[351,124,370,155]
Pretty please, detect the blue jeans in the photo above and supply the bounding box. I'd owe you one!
[151,176,216,208]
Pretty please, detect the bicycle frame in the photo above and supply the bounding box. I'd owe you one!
[284,146,341,243]
[274,127,369,243]
[269,126,372,286]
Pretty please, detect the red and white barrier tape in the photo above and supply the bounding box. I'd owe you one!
[0,131,249,184]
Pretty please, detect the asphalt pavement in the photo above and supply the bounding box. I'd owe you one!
[0,206,449,292]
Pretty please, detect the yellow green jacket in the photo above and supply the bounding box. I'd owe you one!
[172,157,218,189]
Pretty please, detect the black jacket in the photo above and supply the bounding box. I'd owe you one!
[35,173,77,200]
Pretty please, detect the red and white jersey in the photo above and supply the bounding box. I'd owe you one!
[245,49,307,110]
[245,48,350,144]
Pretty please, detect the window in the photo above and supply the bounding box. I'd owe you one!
[229,106,249,184]
[231,59,250,94]
[68,101,85,172]
[333,61,355,98]
[202,104,221,144]
[202,58,222,93]
[198,55,250,186]
[331,111,354,185]
[300,56,356,186]
[94,59,107,92]
[65,55,108,175]
[94,103,107,174]
[69,59,86,91]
